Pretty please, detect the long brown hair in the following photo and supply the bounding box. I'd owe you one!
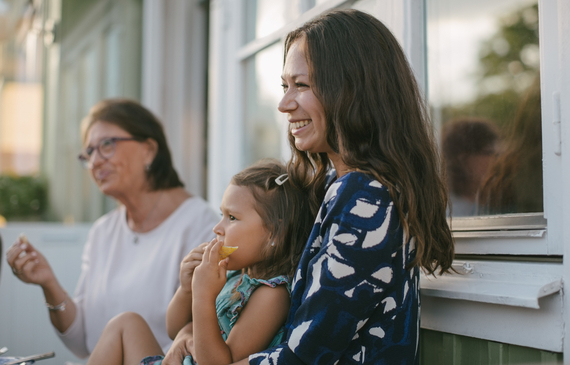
[477,76,542,214]
[232,159,314,279]
[284,9,454,275]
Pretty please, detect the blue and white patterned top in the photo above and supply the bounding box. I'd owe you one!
[249,171,420,365]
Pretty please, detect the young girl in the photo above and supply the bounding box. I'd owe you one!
[86,160,315,365]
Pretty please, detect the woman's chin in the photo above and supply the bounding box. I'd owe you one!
[97,182,119,197]
[294,140,311,153]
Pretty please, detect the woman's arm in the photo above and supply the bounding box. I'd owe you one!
[166,241,210,339]
[6,237,78,333]
[161,322,196,365]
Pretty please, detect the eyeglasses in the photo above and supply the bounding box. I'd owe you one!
[78,137,141,168]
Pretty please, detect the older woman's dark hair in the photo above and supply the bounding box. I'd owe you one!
[284,9,454,275]
[81,98,184,191]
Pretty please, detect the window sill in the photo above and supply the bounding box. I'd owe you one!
[421,260,562,309]
[420,260,563,352]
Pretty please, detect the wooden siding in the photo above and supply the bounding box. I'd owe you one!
[420,329,563,364]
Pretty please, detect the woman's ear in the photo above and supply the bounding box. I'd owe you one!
[144,138,159,165]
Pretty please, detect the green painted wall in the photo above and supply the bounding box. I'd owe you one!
[420,330,562,365]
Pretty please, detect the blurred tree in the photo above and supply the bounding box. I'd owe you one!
[0,174,48,220]
[440,3,539,130]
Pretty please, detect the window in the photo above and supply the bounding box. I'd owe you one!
[428,0,542,218]
[0,1,47,223]
[243,42,286,165]
[427,0,558,256]
[208,0,568,357]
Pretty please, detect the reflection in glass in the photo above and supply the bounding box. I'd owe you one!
[243,42,287,166]
[428,0,542,217]
[244,0,301,43]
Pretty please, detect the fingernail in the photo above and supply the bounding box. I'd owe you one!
[20,243,27,249]
[31,252,37,257]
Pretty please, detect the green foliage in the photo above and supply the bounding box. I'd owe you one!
[478,4,539,80]
[0,174,48,220]
[440,3,540,128]
[440,89,521,131]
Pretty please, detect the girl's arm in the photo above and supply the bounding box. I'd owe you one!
[166,241,210,339]
[191,240,291,365]
[225,285,290,360]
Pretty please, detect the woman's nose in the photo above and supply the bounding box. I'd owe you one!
[89,150,106,169]
[278,90,296,113]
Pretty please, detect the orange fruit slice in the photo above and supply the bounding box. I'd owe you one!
[219,246,238,260]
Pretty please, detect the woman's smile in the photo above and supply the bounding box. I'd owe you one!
[291,119,313,133]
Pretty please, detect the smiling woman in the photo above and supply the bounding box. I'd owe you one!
[6,98,220,358]
[243,9,455,365]
[279,39,333,160]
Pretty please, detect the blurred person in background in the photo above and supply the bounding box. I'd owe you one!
[442,118,500,216]
[6,99,219,358]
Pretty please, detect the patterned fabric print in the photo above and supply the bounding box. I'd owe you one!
[250,172,420,365]
[140,271,291,365]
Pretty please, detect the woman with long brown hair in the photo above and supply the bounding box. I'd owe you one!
[151,9,454,365]
[245,9,454,365]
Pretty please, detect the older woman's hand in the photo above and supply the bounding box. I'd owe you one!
[6,236,56,287]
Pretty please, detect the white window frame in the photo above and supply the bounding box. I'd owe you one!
[141,0,209,198]
[207,0,570,356]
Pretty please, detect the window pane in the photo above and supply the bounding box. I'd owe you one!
[428,0,542,217]
[244,0,301,43]
[0,1,46,222]
[243,42,287,166]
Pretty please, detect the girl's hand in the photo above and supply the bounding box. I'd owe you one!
[192,239,228,303]
[6,236,56,287]
[179,240,212,294]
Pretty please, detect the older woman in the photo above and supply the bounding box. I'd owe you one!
[6,99,219,358]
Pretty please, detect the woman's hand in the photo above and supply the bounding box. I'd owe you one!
[6,236,56,287]
[192,239,228,303]
[179,240,211,294]
[162,322,195,365]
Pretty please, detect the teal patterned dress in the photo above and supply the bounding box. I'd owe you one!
[141,270,291,365]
